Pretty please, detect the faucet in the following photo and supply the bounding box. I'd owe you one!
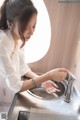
[64,72,76,103]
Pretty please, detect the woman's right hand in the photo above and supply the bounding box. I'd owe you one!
[47,68,68,82]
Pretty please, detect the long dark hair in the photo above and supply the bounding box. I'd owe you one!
[0,0,38,48]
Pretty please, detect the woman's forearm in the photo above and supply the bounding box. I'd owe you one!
[20,72,49,92]
[24,70,39,78]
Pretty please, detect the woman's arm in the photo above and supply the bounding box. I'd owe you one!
[20,68,67,92]
[24,70,39,78]
[20,71,49,92]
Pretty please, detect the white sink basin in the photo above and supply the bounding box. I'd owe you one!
[28,81,66,100]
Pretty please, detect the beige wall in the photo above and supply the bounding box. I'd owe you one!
[29,0,80,74]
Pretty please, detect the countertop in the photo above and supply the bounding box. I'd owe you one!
[8,82,80,120]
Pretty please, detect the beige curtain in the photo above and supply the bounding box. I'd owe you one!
[29,0,80,74]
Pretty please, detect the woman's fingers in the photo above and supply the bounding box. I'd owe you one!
[42,80,61,94]
[46,87,60,94]
[58,68,68,73]
[48,68,68,81]
[52,81,59,88]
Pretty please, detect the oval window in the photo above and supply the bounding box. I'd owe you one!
[24,0,51,63]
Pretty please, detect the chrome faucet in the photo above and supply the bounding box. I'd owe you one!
[64,72,76,103]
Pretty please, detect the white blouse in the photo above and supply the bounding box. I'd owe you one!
[0,29,31,93]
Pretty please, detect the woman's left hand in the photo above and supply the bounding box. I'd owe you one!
[42,80,60,94]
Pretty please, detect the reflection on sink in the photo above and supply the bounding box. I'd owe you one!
[28,81,66,100]
[70,87,80,120]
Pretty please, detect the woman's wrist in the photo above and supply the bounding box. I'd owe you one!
[46,71,51,80]
[32,72,50,85]
[41,72,50,81]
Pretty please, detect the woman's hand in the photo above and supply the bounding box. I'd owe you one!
[48,68,68,81]
[42,80,60,94]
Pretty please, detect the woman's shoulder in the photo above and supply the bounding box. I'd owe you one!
[0,29,11,38]
[0,29,14,45]
[0,30,7,38]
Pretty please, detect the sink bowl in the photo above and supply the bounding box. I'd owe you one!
[28,81,66,100]
[8,73,80,120]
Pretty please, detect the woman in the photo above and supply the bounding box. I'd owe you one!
[0,0,67,100]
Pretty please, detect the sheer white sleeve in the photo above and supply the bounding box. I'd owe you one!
[19,47,31,76]
[0,37,23,93]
